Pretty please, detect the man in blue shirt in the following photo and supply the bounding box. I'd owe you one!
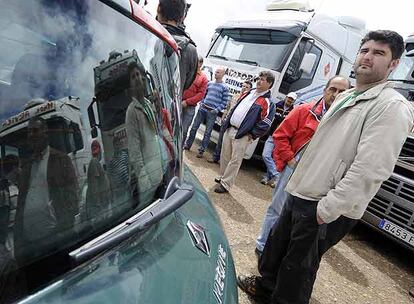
[184,67,230,158]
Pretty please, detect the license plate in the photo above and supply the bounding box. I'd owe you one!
[379,219,414,247]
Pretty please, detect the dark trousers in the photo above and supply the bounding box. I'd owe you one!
[256,194,358,304]
[212,123,226,161]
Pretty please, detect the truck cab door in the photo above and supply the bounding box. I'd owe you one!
[279,38,324,98]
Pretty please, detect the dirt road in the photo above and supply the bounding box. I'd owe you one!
[184,146,414,304]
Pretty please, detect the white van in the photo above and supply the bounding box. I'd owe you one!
[201,0,366,159]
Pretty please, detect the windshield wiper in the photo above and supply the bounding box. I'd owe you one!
[70,181,194,264]
[236,59,259,66]
[235,59,259,66]
[209,54,228,60]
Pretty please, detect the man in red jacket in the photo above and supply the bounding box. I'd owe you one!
[182,56,208,145]
[254,75,350,256]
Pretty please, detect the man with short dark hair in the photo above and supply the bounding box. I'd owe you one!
[237,30,414,304]
[214,71,276,193]
[156,0,198,94]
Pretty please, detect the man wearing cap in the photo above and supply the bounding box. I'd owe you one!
[260,92,296,187]
[255,76,350,256]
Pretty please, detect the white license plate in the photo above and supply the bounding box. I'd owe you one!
[379,219,414,247]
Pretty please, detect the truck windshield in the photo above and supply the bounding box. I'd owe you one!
[208,29,298,71]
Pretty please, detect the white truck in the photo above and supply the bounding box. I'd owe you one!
[0,97,90,184]
[0,97,91,243]
[201,0,366,158]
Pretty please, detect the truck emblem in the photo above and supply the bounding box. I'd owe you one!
[186,220,210,256]
[324,62,331,77]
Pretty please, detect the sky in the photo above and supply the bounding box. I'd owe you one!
[146,0,413,56]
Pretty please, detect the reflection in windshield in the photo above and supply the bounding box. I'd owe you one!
[126,61,176,207]
[209,29,297,71]
[85,140,112,224]
[0,0,180,302]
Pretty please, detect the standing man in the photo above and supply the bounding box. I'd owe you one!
[156,0,198,94]
[182,55,208,145]
[184,67,230,158]
[14,117,79,288]
[255,76,350,256]
[208,80,253,164]
[214,71,276,193]
[260,92,296,187]
[126,62,163,206]
[237,30,414,304]
[85,140,112,222]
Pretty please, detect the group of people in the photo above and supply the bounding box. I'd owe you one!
[234,30,414,304]
[167,6,413,301]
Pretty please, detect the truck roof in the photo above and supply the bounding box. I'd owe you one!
[0,97,80,135]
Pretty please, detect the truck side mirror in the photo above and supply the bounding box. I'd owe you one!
[299,53,317,75]
[88,98,97,127]
[70,122,84,150]
[88,98,98,138]
[91,127,98,139]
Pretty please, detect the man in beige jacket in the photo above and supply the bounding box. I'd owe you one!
[237,30,414,304]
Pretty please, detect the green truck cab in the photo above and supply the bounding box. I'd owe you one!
[0,1,238,303]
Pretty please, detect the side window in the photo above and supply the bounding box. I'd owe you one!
[279,39,322,94]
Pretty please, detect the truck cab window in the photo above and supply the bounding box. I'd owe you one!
[209,29,298,71]
[280,39,322,94]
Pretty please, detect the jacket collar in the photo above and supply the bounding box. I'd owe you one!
[161,23,196,46]
[238,89,271,103]
[344,81,394,108]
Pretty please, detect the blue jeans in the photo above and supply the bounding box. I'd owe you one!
[262,136,278,180]
[182,105,196,146]
[185,105,218,153]
[256,152,301,252]
[212,123,226,161]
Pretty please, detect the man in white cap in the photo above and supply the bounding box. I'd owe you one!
[260,92,296,187]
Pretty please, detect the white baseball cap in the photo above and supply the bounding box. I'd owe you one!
[286,92,298,100]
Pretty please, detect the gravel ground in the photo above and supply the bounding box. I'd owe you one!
[184,143,414,304]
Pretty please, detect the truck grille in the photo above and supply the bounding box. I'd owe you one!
[400,136,414,163]
[367,175,414,234]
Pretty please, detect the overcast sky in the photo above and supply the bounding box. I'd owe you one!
[146,0,412,56]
